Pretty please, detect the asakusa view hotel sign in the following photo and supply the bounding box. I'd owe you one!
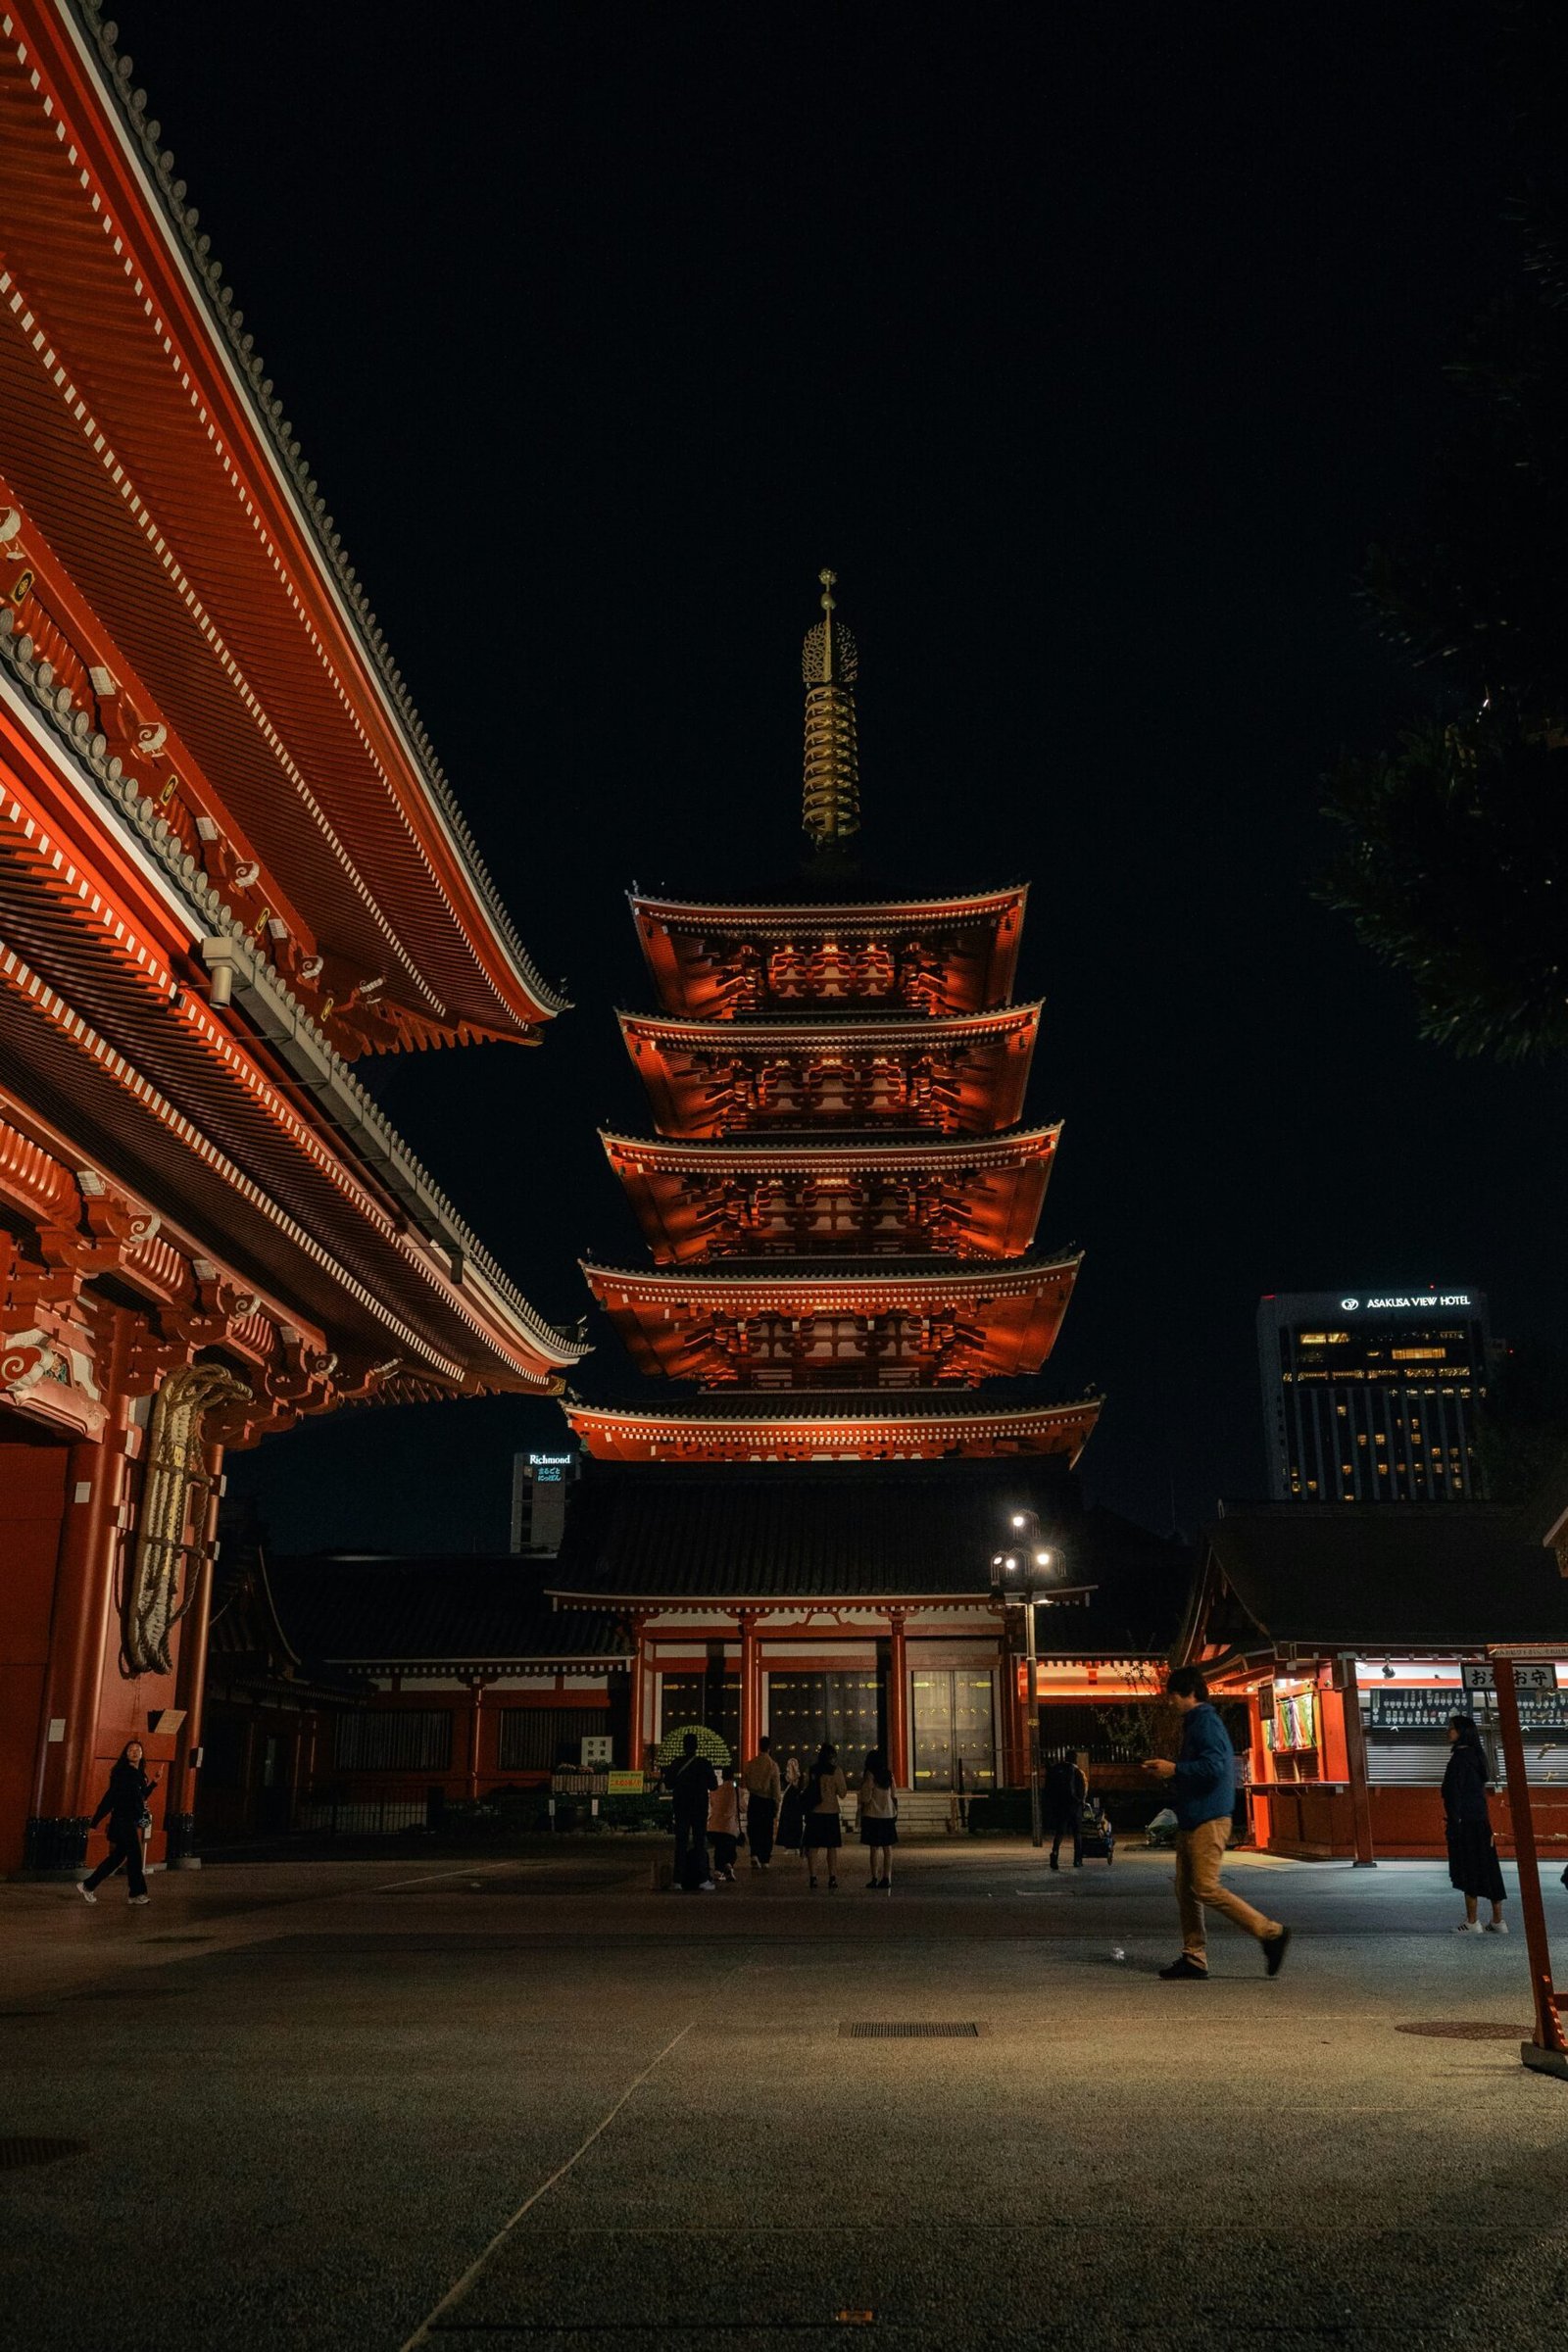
[1338,1293,1472,1313]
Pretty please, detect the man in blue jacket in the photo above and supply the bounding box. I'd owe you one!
[1143,1666,1291,1980]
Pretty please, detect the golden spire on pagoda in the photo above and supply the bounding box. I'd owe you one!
[802,566,860,848]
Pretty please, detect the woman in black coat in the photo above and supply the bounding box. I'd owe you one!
[79,1740,160,1906]
[1442,1715,1506,1935]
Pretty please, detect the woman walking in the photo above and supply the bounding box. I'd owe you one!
[709,1764,742,1883]
[858,1746,898,1891]
[804,1741,849,1891]
[79,1740,160,1906]
[1443,1714,1507,1934]
[776,1753,807,1855]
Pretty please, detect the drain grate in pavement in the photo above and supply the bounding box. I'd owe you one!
[840,2022,982,2039]
[0,2137,87,2171]
[68,1984,190,2001]
[1396,2021,1533,2040]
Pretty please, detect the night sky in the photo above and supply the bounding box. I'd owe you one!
[114,4,1567,1551]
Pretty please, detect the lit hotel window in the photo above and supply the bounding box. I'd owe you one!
[1393,1347,1446,1361]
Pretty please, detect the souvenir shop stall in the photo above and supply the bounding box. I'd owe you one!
[1175,1504,1568,1861]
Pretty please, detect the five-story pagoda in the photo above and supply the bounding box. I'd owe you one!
[549,577,1102,1794]
[571,573,1099,1466]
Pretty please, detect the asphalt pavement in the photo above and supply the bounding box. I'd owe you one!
[2,1839,1565,2350]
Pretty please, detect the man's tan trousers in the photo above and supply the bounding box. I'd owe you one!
[1174,1816,1281,1960]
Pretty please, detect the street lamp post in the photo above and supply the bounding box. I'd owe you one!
[991,1509,1060,1851]
[1022,1580,1044,1847]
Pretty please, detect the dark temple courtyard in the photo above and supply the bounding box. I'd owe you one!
[3,1842,1565,2351]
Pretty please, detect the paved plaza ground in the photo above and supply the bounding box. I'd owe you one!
[2,1838,1566,2350]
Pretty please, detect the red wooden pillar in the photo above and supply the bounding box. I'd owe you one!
[1245,1688,1272,1853]
[1335,1656,1377,1867]
[1494,1655,1568,2073]
[27,1316,130,1868]
[739,1611,760,1762]
[466,1680,486,1800]
[628,1615,650,1770]
[888,1610,909,1787]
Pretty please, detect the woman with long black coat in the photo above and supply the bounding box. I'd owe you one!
[1442,1715,1506,1935]
[79,1740,160,1906]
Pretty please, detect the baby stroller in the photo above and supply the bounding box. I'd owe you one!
[1077,1797,1115,1865]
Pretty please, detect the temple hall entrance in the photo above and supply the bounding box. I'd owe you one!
[911,1669,997,1793]
[765,1671,881,1769]
[659,1669,740,1760]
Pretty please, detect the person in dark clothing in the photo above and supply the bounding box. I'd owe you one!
[1143,1667,1291,1980]
[742,1736,782,1870]
[79,1740,160,1905]
[1443,1715,1507,1934]
[775,1755,806,1854]
[669,1733,718,1892]
[1044,1753,1088,1870]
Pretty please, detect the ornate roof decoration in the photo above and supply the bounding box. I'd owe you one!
[802,568,860,848]
[627,884,1027,925]
[0,609,586,1369]
[598,1122,1059,1170]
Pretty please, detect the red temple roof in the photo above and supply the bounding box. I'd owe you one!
[581,1252,1082,1388]
[629,884,1028,1019]
[601,1123,1059,1263]
[0,640,588,1394]
[617,1003,1041,1137]
[564,1391,1102,1464]
[0,6,565,1051]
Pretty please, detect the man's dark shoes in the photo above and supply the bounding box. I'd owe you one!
[1158,1955,1209,1981]
[1262,1927,1292,1978]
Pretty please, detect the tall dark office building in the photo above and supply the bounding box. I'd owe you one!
[1257,1289,1492,1502]
[509,1446,581,1555]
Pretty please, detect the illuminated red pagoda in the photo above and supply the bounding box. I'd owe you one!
[570,574,1099,1466]
[552,575,1106,1795]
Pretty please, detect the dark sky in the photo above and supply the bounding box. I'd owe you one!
[114,3,1567,1550]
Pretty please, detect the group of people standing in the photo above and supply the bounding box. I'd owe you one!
[666,1734,899,1892]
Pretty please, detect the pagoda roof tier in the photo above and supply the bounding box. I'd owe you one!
[581,1252,1082,1389]
[0,6,567,1050]
[629,884,1027,1019]
[564,1391,1102,1463]
[617,1004,1041,1138]
[601,1124,1059,1263]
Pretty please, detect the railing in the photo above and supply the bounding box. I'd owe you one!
[297,1796,429,1837]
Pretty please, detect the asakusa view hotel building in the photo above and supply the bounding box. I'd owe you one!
[1257,1289,1492,1503]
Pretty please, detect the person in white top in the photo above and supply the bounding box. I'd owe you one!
[858,1746,899,1890]
[804,1741,850,1891]
[709,1765,742,1882]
